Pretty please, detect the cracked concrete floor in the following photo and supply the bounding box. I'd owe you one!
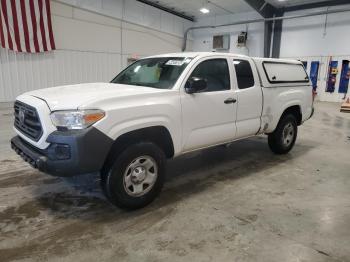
[0,101,349,262]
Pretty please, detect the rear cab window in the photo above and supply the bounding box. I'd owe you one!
[233,59,255,89]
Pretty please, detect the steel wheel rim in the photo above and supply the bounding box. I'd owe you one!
[123,155,158,197]
[282,122,294,147]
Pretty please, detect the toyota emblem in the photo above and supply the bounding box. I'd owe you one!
[19,109,25,124]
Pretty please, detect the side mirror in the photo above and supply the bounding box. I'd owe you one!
[185,77,207,94]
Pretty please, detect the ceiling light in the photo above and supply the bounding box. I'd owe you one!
[200,7,210,14]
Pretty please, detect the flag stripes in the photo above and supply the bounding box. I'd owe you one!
[0,0,55,53]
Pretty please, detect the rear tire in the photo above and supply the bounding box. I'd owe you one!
[101,142,166,209]
[268,114,298,154]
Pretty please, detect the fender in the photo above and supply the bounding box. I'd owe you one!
[266,102,302,133]
[95,115,181,156]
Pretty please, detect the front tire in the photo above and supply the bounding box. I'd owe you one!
[101,142,166,209]
[268,114,298,154]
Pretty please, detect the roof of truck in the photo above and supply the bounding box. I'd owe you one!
[146,52,250,59]
[145,52,302,64]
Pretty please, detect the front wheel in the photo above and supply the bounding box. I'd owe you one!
[268,114,298,154]
[101,142,166,209]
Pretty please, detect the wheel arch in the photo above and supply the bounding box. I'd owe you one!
[280,105,302,126]
[102,125,175,172]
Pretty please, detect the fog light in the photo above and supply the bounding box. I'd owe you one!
[54,144,71,160]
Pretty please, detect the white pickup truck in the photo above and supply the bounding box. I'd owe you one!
[11,52,313,209]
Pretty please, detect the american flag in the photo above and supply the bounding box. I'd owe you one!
[0,0,55,53]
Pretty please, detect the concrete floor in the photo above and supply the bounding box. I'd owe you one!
[0,101,349,262]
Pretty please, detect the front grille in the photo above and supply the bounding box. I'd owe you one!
[14,101,43,141]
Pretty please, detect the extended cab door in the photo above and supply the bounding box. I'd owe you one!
[180,57,237,152]
[231,58,263,138]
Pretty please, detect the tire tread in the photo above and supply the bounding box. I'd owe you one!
[101,142,166,209]
[268,114,298,154]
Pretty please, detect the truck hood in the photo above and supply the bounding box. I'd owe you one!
[26,83,166,111]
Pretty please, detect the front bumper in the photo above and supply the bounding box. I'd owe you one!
[11,127,113,176]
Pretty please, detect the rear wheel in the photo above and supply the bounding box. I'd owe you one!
[268,114,298,154]
[101,142,166,209]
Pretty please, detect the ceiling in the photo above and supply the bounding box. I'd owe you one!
[144,0,339,20]
[265,0,331,8]
[145,0,253,19]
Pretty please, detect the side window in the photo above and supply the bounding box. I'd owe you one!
[189,59,230,92]
[233,59,255,89]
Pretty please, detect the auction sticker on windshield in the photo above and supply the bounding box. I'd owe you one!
[166,60,186,66]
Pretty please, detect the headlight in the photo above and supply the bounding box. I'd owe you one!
[50,109,105,130]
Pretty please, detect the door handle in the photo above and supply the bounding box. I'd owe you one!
[224,98,237,104]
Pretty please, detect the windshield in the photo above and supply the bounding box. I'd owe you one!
[111,57,192,89]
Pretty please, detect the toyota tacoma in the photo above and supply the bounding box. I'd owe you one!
[11,52,314,209]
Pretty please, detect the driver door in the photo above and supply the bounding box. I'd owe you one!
[180,57,238,152]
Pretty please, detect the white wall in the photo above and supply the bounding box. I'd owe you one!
[192,12,264,57]
[280,4,350,102]
[0,0,193,102]
[191,5,350,103]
